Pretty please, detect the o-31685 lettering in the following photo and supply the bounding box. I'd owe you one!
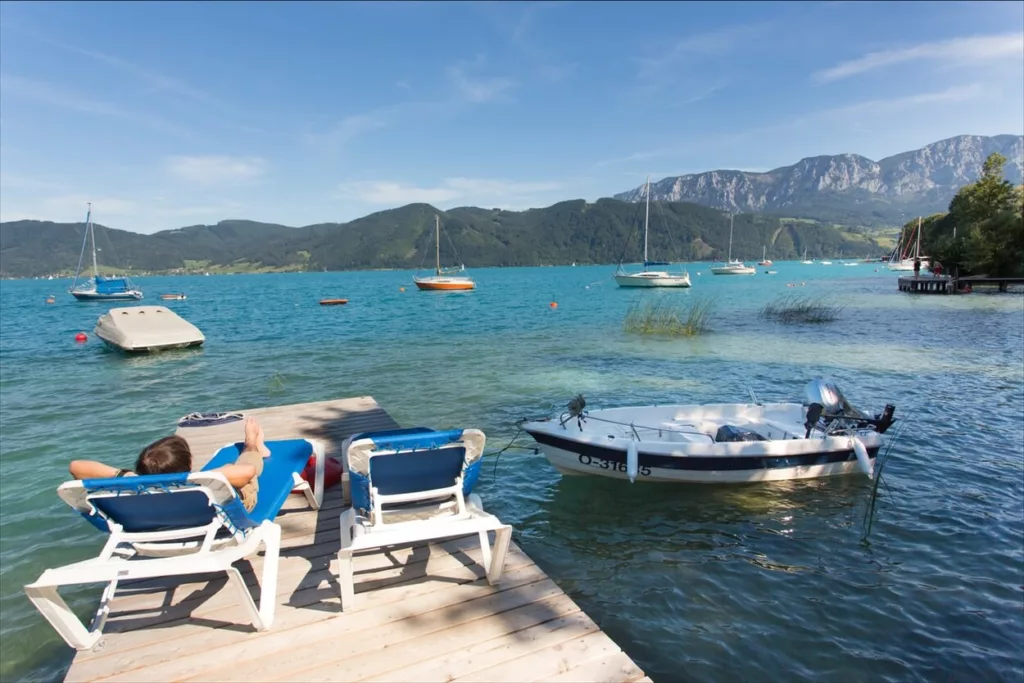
[577,453,651,477]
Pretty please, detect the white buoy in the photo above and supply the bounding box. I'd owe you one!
[626,440,639,483]
[851,436,873,479]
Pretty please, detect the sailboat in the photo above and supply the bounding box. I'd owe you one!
[413,215,476,291]
[614,176,691,288]
[801,248,814,265]
[887,217,930,272]
[758,246,772,267]
[68,203,143,301]
[709,214,755,275]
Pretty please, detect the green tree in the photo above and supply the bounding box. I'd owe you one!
[931,153,1024,277]
[948,153,1016,227]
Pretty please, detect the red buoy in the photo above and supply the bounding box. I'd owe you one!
[75,332,87,343]
[549,302,558,309]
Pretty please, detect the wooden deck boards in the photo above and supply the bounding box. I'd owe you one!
[63,397,646,683]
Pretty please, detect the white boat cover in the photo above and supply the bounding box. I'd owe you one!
[94,306,205,352]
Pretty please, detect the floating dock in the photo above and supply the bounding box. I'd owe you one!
[63,396,648,683]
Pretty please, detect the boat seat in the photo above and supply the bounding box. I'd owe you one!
[661,421,718,443]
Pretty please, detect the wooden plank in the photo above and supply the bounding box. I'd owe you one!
[286,594,583,682]
[541,651,646,683]
[358,610,601,683]
[182,581,569,683]
[69,553,540,681]
[453,631,625,683]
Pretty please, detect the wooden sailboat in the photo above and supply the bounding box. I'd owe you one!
[413,215,476,291]
[710,214,755,275]
[613,176,691,287]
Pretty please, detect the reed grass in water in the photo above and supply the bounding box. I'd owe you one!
[623,296,715,336]
[761,294,844,324]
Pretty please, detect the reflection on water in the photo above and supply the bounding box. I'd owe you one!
[1,266,1022,682]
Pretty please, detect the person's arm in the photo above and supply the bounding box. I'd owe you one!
[69,460,134,480]
[209,464,257,489]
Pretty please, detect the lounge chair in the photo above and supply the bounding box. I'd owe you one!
[338,427,512,611]
[24,438,324,650]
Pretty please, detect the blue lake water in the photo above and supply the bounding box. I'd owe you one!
[1,263,1022,682]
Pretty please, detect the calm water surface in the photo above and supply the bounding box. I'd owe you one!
[1,263,1021,682]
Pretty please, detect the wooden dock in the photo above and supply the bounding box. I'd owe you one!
[897,274,953,294]
[63,397,648,683]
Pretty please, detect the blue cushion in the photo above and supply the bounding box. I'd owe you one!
[202,439,313,524]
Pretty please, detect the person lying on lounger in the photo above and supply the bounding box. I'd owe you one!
[68,416,271,512]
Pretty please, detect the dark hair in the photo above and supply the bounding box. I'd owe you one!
[135,436,192,475]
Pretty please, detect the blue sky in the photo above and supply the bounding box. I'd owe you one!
[1,0,1022,233]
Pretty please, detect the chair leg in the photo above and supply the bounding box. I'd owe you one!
[227,565,264,631]
[256,523,281,630]
[24,584,103,651]
[338,508,357,611]
[478,530,492,574]
[486,525,512,585]
[338,549,355,612]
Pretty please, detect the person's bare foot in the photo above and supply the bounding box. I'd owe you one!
[243,417,272,458]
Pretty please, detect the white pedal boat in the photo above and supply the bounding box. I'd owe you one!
[522,380,896,484]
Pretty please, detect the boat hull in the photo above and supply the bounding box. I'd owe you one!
[709,266,755,275]
[525,428,880,483]
[522,401,887,484]
[72,291,143,301]
[614,273,691,288]
[413,278,475,291]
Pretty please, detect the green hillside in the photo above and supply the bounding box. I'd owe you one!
[0,199,887,278]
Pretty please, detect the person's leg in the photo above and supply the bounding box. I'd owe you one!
[236,417,271,512]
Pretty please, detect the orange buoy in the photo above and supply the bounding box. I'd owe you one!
[74,332,87,343]
[319,298,349,306]
[45,297,55,304]
[549,302,558,309]
[399,287,405,292]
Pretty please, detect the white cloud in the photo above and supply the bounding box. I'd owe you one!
[336,177,562,207]
[636,22,772,82]
[305,113,389,148]
[165,155,268,185]
[0,194,137,223]
[813,32,1024,83]
[0,74,194,137]
[447,59,516,103]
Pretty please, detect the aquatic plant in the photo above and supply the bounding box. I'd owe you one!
[760,294,844,324]
[623,295,715,336]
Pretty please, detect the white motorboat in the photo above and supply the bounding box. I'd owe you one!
[709,215,755,275]
[94,306,205,353]
[615,176,691,288]
[522,379,896,484]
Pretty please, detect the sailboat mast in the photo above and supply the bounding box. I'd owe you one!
[88,203,99,279]
[916,216,921,258]
[435,215,441,276]
[727,214,734,262]
[643,176,650,264]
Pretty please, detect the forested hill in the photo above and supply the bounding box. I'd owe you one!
[0,199,885,277]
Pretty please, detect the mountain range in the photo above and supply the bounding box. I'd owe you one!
[613,135,1024,226]
[0,200,884,278]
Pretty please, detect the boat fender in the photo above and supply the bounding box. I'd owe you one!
[850,436,873,479]
[626,440,639,483]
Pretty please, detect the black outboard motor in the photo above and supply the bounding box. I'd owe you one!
[803,378,896,434]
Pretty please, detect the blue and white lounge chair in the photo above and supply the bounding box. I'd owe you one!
[24,438,324,651]
[338,427,512,611]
